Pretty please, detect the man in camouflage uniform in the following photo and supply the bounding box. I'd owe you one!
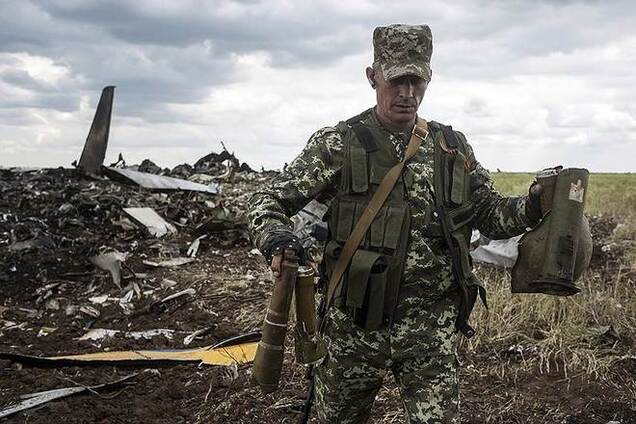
[248,24,542,423]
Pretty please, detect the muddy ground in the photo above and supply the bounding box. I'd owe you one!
[1,168,635,423]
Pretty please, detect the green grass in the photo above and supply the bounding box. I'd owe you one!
[464,172,636,381]
[490,172,636,218]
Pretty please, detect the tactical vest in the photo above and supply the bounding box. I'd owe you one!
[323,111,483,336]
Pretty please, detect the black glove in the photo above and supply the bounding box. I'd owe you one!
[526,181,543,223]
[260,232,304,265]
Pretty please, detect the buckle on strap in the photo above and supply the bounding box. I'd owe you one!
[412,125,429,142]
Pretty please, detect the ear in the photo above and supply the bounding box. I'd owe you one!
[365,66,376,88]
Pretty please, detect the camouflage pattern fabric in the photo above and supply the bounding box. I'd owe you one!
[373,24,433,81]
[315,293,459,424]
[247,109,534,421]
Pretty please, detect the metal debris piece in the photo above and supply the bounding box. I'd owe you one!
[36,327,57,337]
[129,329,174,340]
[44,299,60,311]
[78,329,119,341]
[187,235,207,257]
[65,305,78,316]
[79,306,101,318]
[8,234,55,251]
[102,167,218,194]
[77,328,175,341]
[142,257,195,268]
[188,173,215,184]
[1,320,19,330]
[0,341,259,367]
[161,279,178,289]
[0,373,136,419]
[77,86,115,174]
[88,294,109,305]
[183,327,213,346]
[122,207,177,238]
[159,288,196,304]
[90,250,128,288]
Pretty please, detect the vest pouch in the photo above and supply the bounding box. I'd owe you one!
[383,205,407,251]
[344,249,388,331]
[446,202,474,232]
[362,266,388,330]
[335,198,356,242]
[346,249,383,309]
[450,156,467,205]
[369,206,388,248]
[350,145,368,193]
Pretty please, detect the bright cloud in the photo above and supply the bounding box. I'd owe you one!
[0,0,634,172]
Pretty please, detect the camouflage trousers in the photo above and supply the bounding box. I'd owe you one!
[314,286,461,424]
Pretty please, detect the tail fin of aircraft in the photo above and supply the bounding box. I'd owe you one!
[78,86,115,174]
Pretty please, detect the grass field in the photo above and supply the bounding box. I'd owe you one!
[466,172,636,387]
[491,172,636,218]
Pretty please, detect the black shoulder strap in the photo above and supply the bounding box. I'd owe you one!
[428,121,460,150]
[349,123,378,153]
[344,112,378,153]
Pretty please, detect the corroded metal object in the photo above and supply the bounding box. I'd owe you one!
[294,267,325,365]
[252,252,299,393]
[512,168,592,295]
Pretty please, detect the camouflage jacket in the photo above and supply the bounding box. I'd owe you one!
[248,108,534,298]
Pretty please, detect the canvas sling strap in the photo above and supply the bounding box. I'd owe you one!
[323,117,429,318]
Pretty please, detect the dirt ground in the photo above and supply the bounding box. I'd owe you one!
[1,168,635,423]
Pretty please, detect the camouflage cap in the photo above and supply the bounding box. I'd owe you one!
[373,24,433,81]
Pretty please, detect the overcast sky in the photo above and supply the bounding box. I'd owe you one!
[1,0,634,172]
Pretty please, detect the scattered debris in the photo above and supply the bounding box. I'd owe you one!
[158,288,196,304]
[90,250,128,288]
[0,373,136,419]
[161,278,178,289]
[183,327,214,346]
[77,328,119,341]
[36,327,57,337]
[102,167,219,194]
[77,328,175,341]
[79,305,101,318]
[0,338,260,367]
[8,233,55,251]
[187,235,207,257]
[123,207,177,238]
[143,257,195,268]
[88,294,109,305]
[44,298,60,311]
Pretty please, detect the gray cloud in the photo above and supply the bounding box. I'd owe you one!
[0,0,634,171]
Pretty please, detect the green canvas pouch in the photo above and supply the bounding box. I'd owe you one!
[346,249,382,309]
[350,145,368,193]
[369,206,388,247]
[383,205,407,250]
[364,268,388,330]
[451,157,466,205]
[336,199,356,242]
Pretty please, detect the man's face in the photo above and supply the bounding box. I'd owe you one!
[369,67,428,129]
